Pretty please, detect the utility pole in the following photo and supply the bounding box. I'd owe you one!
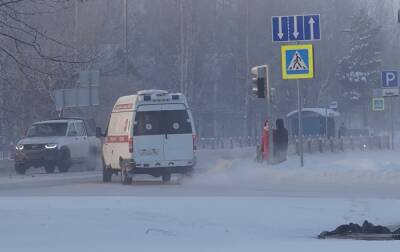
[123,0,128,75]
[179,0,184,93]
[243,0,250,138]
[73,0,80,62]
[325,104,329,139]
[266,66,274,164]
[297,79,304,167]
[74,0,78,45]
[0,67,4,155]
[391,97,395,150]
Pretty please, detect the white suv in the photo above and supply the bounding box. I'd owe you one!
[14,118,101,174]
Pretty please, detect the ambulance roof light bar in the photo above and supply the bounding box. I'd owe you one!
[137,90,168,96]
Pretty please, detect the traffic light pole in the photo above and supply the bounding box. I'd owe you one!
[251,65,274,164]
[297,79,304,167]
[266,66,274,164]
[391,97,395,150]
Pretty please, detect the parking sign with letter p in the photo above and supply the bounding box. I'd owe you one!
[382,71,398,88]
[382,71,399,97]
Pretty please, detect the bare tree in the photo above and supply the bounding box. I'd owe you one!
[0,0,92,141]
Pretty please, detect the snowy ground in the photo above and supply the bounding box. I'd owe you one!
[190,149,400,198]
[1,149,400,251]
[1,197,400,252]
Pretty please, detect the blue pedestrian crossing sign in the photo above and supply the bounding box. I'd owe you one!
[272,14,321,42]
[281,44,314,79]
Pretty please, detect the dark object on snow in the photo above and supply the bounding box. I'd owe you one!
[323,222,362,237]
[392,228,400,234]
[361,221,391,234]
[318,231,329,239]
[319,220,396,240]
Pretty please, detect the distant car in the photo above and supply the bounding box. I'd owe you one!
[14,118,101,174]
[102,90,196,184]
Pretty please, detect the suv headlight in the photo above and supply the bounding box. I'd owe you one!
[45,143,58,149]
[16,145,24,151]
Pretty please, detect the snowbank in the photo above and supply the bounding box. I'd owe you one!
[191,149,400,198]
[1,197,400,252]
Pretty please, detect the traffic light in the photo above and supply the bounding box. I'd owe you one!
[251,66,268,99]
[398,9,400,23]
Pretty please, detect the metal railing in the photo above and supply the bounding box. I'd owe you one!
[197,136,260,150]
[0,145,15,160]
[197,135,391,154]
[289,135,391,155]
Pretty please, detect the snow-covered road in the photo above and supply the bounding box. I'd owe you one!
[1,149,400,198]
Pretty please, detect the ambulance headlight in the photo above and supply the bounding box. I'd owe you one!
[16,145,24,151]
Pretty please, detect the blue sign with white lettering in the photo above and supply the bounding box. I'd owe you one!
[382,71,398,88]
[272,14,321,42]
[272,16,289,42]
[288,16,304,41]
[304,15,321,41]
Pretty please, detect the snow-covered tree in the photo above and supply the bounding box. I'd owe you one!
[336,9,382,127]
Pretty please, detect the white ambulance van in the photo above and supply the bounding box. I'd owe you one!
[102,90,196,184]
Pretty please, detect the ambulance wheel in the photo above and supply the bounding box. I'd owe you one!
[162,173,171,182]
[102,161,112,183]
[121,170,132,185]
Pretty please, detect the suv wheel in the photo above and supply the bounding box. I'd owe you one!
[102,159,113,183]
[58,149,71,173]
[162,173,171,182]
[15,163,27,175]
[44,164,55,174]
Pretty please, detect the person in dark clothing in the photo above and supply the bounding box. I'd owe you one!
[273,118,289,163]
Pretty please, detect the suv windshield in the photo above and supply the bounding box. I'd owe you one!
[134,110,192,136]
[27,123,68,137]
